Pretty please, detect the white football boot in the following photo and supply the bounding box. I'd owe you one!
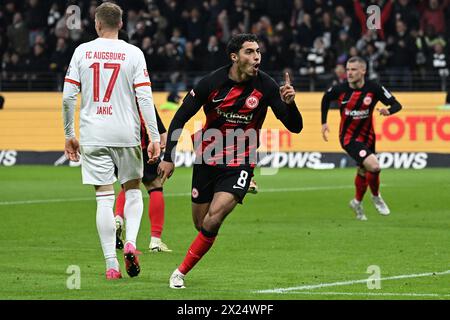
[349,199,368,221]
[372,194,390,215]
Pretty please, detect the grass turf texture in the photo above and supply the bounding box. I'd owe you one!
[0,166,449,300]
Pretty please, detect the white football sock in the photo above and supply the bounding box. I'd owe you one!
[115,215,124,228]
[124,189,143,248]
[106,257,120,271]
[95,191,117,269]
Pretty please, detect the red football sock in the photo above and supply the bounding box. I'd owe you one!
[149,188,164,238]
[114,189,125,219]
[355,174,368,202]
[366,171,380,196]
[178,229,217,275]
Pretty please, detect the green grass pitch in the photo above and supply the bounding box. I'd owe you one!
[0,166,449,300]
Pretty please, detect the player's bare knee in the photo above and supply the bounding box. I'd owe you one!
[95,184,114,192]
[204,210,225,231]
[123,178,141,191]
[369,165,381,173]
[144,178,161,191]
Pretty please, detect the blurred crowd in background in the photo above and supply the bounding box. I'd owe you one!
[1,0,449,92]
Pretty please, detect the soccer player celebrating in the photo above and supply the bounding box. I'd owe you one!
[321,56,402,221]
[115,107,172,253]
[62,3,160,279]
[158,33,303,289]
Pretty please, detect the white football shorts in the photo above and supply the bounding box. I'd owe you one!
[80,145,143,185]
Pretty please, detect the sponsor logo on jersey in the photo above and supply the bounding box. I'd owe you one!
[245,95,259,109]
[216,109,253,124]
[344,108,369,119]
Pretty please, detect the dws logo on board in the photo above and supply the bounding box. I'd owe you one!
[0,150,17,166]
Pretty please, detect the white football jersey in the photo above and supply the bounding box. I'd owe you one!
[63,37,159,146]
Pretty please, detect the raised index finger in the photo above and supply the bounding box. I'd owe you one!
[284,72,291,86]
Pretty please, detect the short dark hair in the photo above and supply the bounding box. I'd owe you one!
[226,33,259,57]
[347,56,367,69]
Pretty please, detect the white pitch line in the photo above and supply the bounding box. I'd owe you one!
[0,185,357,206]
[256,270,450,294]
[272,291,450,298]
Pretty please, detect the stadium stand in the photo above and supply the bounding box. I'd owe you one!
[0,0,449,92]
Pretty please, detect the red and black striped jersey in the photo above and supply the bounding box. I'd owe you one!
[321,80,402,148]
[164,64,303,167]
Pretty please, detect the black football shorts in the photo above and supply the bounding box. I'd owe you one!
[191,163,254,204]
[142,150,161,183]
[343,141,375,166]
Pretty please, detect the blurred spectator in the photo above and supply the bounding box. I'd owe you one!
[331,64,347,86]
[386,20,416,88]
[316,11,339,49]
[202,35,227,71]
[296,13,315,48]
[328,63,347,108]
[3,52,27,89]
[365,42,384,81]
[290,0,306,29]
[300,36,333,89]
[185,7,204,44]
[141,36,162,73]
[28,43,49,74]
[47,2,62,31]
[26,0,47,47]
[49,37,70,73]
[388,0,420,33]
[228,0,247,30]
[126,9,139,38]
[420,0,449,35]
[183,41,203,73]
[334,30,354,64]
[428,41,449,81]
[7,12,29,57]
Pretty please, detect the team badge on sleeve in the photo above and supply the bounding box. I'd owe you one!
[144,69,149,77]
